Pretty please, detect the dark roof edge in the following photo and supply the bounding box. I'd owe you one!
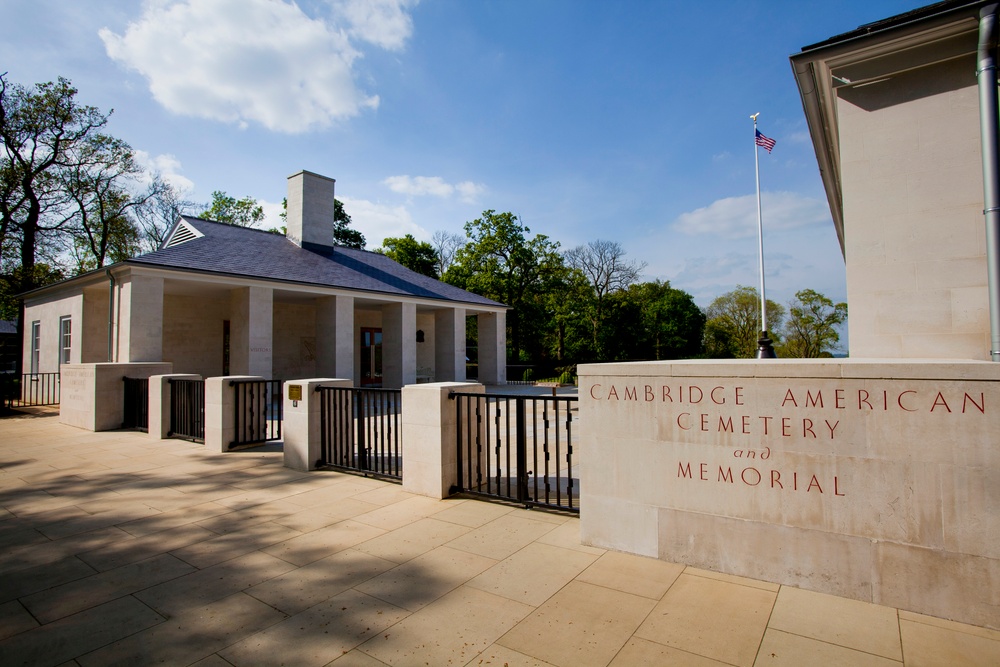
[799,0,984,53]
[34,260,508,310]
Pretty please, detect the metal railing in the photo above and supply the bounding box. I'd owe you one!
[451,391,579,512]
[2,372,61,409]
[122,377,149,431]
[229,379,283,448]
[318,386,402,480]
[169,378,205,442]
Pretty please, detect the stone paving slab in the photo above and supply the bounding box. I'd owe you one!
[1,413,999,666]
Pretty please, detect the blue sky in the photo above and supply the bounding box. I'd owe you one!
[2,0,928,311]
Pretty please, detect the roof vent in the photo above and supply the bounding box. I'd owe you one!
[163,220,204,249]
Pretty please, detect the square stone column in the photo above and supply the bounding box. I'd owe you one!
[283,378,351,471]
[477,311,507,385]
[205,375,263,453]
[402,382,484,498]
[230,286,273,378]
[316,295,354,379]
[119,274,164,362]
[382,302,416,388]
[434,308,466,382]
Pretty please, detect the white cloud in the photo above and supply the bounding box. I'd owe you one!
[454,181,486,202]
[383,175,486,203]
[133,150,195,196]
[339,196,428,247]
[99,0,418,133]
[332,0,418,50]
[260,199,285,230]
[672,191,830,238]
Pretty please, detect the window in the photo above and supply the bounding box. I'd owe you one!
[59,316,72,365]
[30,321,41,374]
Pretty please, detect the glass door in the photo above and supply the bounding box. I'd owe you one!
[360,328,383,387]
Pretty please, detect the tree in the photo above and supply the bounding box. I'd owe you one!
[201,191,264,228]
[610,281,705,360]
[780,289,848,357]
[332,198,365,248]
[432,230,464,275]
[132,176,198,253]
[544,266,592,362]
[1,74,110,293]
[565,240,645,357]
[378,234,438,278]
[703,285,785,358]
[445,210,564,362]
[62,134,166,270]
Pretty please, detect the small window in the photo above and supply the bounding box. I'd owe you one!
[59,316,72,365]
[30,321,41,374]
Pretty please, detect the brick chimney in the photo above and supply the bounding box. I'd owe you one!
[286,170,335,249]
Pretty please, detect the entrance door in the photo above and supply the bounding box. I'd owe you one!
[361,328,383,387]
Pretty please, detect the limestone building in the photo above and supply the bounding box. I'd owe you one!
[791,0,999,360]
[19,170,508,387]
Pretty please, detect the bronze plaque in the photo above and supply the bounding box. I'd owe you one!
[288,384,302,401]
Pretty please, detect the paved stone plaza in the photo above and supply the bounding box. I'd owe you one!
[1,412,998,666]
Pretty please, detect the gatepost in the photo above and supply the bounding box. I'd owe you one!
[283,378,351,471]
[401,381,484,498]
[205,375,263,453]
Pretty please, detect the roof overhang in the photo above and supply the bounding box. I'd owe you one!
[790,1,984,256]
[21,261,508,315]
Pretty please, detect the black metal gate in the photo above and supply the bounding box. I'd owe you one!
[122,377,149,431]
[229,379,283,448]
[2,373,60,409]
[451,392,579,512]
[318,386,401,479]
[169,378,205,442]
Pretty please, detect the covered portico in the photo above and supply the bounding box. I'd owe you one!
[88,265,507,388]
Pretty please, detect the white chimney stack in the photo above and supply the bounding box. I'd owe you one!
[286,170,335,249]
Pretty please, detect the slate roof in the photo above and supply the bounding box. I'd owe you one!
[126,217,505,308]
[800,0,977,51]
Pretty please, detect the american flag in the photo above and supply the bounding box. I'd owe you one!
[755,129,776,153]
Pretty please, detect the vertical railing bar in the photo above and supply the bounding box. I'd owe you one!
[552,398,562,505]
[475,396,483,490]
[566,398,574,509]
[522,397,528,503]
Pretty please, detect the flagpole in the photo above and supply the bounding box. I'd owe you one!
[752,113,777,358]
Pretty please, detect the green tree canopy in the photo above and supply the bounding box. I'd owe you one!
[607,280,705,360]
[378,234,438,278]
[200,191,264,228]
[779,288,848,357]
[1,74,111,293]
[332,198,365,249]
[565,239,645,358]
[703,285,785,358]
[445,210,565,362]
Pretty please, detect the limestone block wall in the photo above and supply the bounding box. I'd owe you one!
[162,294,229,377]
[272,302,317,380]
[416,312,435,379]
[81,286,110,363]
[22,292,84,373]
[60,362,172,431]
[838,56,989,359]
[578,358,1000,629]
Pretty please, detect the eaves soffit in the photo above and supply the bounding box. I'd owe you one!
[814,18,979,89]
